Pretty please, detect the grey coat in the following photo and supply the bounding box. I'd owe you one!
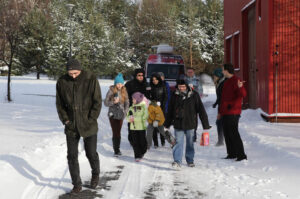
[104,85,129,120]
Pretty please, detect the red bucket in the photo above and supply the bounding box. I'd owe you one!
[200,132,209,146]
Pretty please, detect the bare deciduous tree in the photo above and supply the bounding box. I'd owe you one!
[0,0,49,101]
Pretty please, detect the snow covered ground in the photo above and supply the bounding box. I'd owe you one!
[1,75,300,199]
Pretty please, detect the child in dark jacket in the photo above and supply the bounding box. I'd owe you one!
[146,100,176,149]
[126,92,148,162]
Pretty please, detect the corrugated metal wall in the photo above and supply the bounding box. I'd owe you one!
[272,0,300,113]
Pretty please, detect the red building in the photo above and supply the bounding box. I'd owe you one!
[224,0,300,122]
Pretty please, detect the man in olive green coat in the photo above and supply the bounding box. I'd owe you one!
[56,59,102,193]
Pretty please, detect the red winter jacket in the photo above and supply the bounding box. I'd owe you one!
[220,75,246,116]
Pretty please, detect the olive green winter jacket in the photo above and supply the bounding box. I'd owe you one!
[56,70,102,138]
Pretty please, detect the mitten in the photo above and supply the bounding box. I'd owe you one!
[212,103,217,108]
[153,120,159,127]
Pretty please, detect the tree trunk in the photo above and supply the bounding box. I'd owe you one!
[189,33,193,68]
[36,65,40,79]
[7,63,12,102]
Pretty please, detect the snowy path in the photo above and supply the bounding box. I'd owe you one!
[1,76,300,199]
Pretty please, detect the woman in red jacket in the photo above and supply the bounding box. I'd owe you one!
[220,63,247,161]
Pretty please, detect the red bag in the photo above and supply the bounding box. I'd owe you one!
[200,132,209,146]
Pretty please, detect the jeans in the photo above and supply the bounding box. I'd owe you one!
[173,129,194,164]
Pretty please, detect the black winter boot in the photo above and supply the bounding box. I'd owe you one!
[70,185,82,194]
[113,137,122,156]
[90,174,99,189]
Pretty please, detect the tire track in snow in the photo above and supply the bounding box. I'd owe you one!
[141,147,206,199]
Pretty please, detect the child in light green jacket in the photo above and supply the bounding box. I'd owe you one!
[127,92,148,162]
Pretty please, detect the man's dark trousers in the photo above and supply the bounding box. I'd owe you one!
[222,115,246,158]
[66,133,100,186]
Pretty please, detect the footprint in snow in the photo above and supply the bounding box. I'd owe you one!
[58,165,124,199]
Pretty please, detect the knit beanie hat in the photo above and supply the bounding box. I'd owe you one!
[132,92,144,104]
[176,79,187,86]
[213,67,223,78]
[157,72,165,78]
[134,68,145,76]
[66,59,82,71]
[114,73,125,85]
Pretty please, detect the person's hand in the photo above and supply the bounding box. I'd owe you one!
[65,120,70,125]
[203,127,211,132]
[164,127,170,132]
[129,116,134,123]
[217,113,221,120]
[188,83,194,89]
[113,97,120,104]
[212,103,217,108]
[238,80,245,88]
[153,120,159,127]
[157,101,161,106]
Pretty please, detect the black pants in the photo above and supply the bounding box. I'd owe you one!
[128,123,133,146]
[222,115,246,158]
[66,133,100,186]
[131,130,147,159]
[152,128,165,146]
[216,117,224,143]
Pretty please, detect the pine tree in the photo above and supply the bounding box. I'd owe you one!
[17,8,54,79]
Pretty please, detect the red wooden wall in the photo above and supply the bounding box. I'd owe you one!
[271,0,300,114]
[224,0,300,119]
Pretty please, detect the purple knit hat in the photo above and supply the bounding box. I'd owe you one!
[132,92,144,104]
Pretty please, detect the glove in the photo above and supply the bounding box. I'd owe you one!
[157,101,161,106]
[164,127,170,132]
[129,115,134,123]
[212,103,217,108]
[153,120,159,127]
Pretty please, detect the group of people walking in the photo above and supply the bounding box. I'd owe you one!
[56,59,247,194]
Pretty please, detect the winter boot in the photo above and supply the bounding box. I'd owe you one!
[70,185,82,194]
[236,155,247,161]
[160,133,165,146]
[172,162,181,170]
[215,141,224,146]
[90,174,99,189]
[187,162,195,167]
[113,137,122,156]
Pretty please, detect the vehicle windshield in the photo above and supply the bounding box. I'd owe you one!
[147,64,185,79]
